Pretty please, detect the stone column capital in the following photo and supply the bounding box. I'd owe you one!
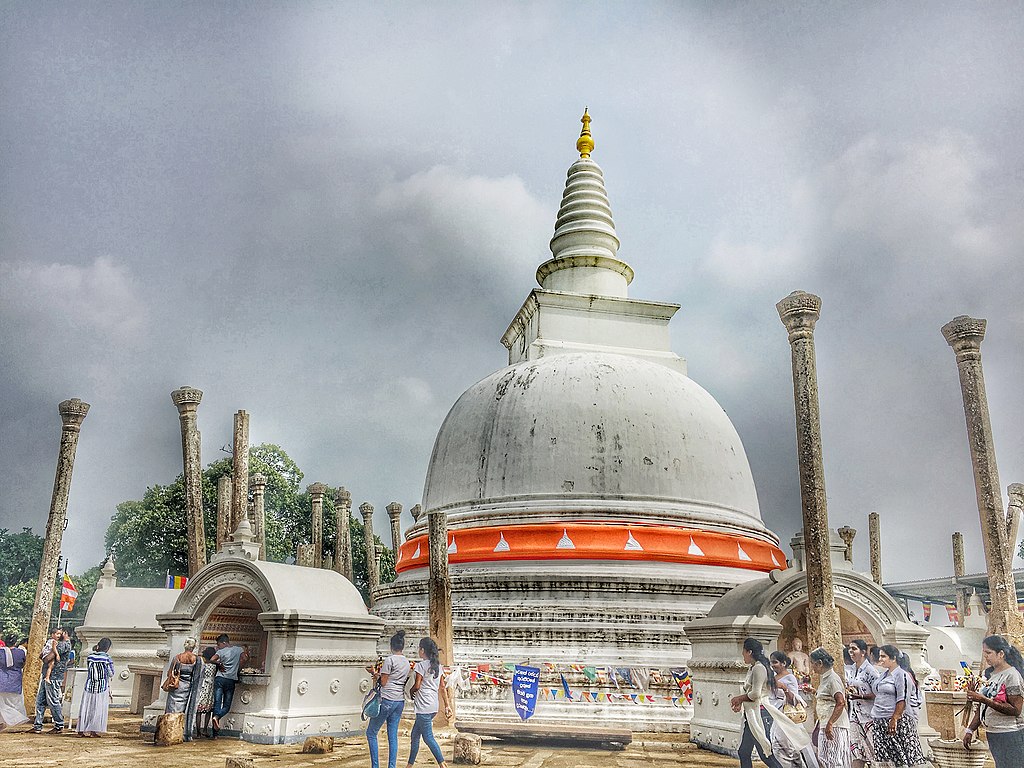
[776,291,821,341]
[386,501,403,519]
[335,486,352,508]
[1008,483,1024,504]
[359,502,374,518]
[410,504,423,522]
[307,482,328,499]
[250,473,267,491]
[58,398,90,430]
[170,386,203,414]
[941,315,986,361]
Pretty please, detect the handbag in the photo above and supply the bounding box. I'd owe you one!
[161,661,181,692]
[361,683,382,721]
[782,700,807,724]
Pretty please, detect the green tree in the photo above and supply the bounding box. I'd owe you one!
[0,528,45,592]
[0,579,39,640]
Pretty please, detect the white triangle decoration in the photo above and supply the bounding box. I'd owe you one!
[447,536,457,554]
[556,529,576,550]
[412,543,421,559]
[396,548,403,563]
[624,531,643,551]
[494,533,510,552]
[771,550,782,568]
[737,543,752,561]
[687,536,705,556]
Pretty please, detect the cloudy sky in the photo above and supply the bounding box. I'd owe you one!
[2,2,1021,584]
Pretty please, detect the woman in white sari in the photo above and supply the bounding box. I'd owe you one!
[730,638,814,768]
[77,638,114,737]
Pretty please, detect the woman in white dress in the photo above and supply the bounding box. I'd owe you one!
[77,638,114,737]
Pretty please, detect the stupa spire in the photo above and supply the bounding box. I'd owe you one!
[536,110,633,298]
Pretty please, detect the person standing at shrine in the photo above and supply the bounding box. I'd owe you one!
[963,635,1024,768]
[0,636,28,732]
[367,630,410,768]
[76,638,114,737]
[868,645,926,767]
[809,647,851,768]
[845,639,880,768]
[210,634,249,737]
[405,636,453,768]
[31,628,71,734]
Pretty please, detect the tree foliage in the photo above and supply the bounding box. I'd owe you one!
[0,528,45,593]
[104,443,397,603]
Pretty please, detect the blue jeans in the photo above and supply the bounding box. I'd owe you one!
[213,677,236,720]
[409,712,445,765]
[33,679,64,729]
[366,698,404,768]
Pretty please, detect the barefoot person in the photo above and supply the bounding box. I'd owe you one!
[0,637,28,732]
[367,630,409,768]
[963,635,1024,768]
[809,647,851,768]
[76,638,114,737]
[406,637,453,768]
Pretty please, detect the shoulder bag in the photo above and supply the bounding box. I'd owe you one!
[161,659,181,692]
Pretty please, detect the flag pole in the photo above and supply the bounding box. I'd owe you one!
[56,559,68,629]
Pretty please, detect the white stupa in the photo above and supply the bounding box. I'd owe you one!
[373,112,786,730]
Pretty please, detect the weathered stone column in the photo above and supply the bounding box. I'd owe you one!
[777,291,843,666]
[251,473,266,560]
[308,483,327,568]
[24,398,89,714]
[837,526,856,563]
[428,505,455,726]
[360,502,379,603]
[171,387,206,576]
[216,475,233,552]
[952,532,967,627]
[296,542,314,567]
[941,315,1024,646]
[386,501,403,553]
[868,512,882,584]
[334,487,353,581]
[230,410,250,530]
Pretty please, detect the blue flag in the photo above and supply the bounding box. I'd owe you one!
[512,665,541,721]
[560,673,574,701]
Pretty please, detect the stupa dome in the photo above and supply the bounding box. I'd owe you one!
[422,351,772,542]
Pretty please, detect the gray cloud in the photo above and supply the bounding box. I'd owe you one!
[1,2,1021,583]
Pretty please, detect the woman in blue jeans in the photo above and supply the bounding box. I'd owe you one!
[367,630,410,768]
[406,637,453,768]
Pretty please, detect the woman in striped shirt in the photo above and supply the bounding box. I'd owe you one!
[76,638,115,737]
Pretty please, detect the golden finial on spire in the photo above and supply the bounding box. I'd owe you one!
[576,108,594,159]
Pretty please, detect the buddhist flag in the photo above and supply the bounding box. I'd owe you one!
[946,605,959,624]
[60,575,78,611]
[166,574,188,589]
[922,602,932,622]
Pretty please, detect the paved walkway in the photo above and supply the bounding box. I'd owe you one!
[0,712,742,768]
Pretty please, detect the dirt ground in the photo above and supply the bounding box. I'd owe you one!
[0,712,742,768]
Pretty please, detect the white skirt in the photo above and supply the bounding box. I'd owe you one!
[0,691,28,727]
[77,690,109,733]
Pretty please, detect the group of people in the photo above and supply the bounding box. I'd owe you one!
[0,629,116,737]
[733,634,1024,768]
[163,633,249,741]
[366,630,454,768]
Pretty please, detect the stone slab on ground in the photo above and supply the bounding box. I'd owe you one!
[453,732,482,764]
[300,736,333,753]
[455,720,632,750]
[225,758,255,768]
[155,713,185,746]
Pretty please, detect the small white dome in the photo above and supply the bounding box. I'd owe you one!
[423,352,771,540]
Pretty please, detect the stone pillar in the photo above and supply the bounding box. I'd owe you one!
[296,542,314,568]
[216,475,233,553]
[777,291,843,666]
[251,473,266,560]
[335,487,353,581]
[386,501,403,553]
[24,398,89,715]
[308,483,327,568]
[941,315,1024,647]
[231,410,250,531]
[428,506,455,726]
[837,526,856,563]
[360,503,379,603]
[952,532,967,627]
[171,387,206,576]
[868,512,882,584]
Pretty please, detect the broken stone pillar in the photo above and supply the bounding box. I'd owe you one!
[453,732,482,764]
[296,542,314,567]
[952,532,967,627]
[231,410,250,531]
[24,397,89,714]
[386,501,403,553]
[837,526,856,563]
[334,487,353,581]
[251,473,266,560]
[868,512,882,584]
[941,315,1024,647]
[428,505,455,727]
[777,291,843,667]
[154,712,185,746]
[1008,484,1024,562]
[360,502,379,602]
[171,387,206,577]
[216,475,233,553]
[308,482,327,568]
